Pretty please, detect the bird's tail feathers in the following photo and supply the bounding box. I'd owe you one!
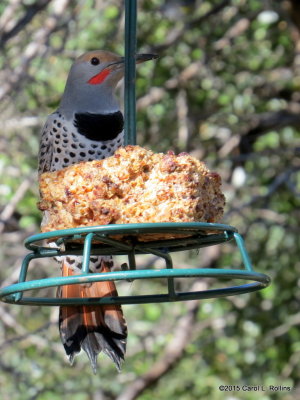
[59,260,127,373]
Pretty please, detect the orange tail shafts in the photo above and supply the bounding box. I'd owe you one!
[58,259,127,373]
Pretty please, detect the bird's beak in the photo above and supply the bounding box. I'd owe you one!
[107,54,158,69]
[135,53,159,64]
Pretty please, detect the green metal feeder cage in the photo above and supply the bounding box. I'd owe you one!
[0,0,270,307]
[0,223,270,306]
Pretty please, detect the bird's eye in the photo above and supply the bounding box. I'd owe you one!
[90,57,100,65]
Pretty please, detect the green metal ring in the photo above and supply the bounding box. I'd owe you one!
[0,223,271,306]
[24,222,237,250]
[0,268,270,306]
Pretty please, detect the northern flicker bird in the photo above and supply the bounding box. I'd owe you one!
[38,50,157,372]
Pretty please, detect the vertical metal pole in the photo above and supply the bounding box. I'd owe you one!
[82,233,94,274]
[234,232,254,272]
[14,253,36,302]
[124,0,137,145]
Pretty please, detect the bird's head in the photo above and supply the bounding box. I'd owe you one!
[60,50,157,117]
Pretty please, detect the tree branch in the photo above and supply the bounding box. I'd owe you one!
[0,0,51,48]
[0,0,72,102]
[152,0,230,53]
[117,298,200,400]
[0,176,34,234]
[116,246,221,400]
[240,108,300,154]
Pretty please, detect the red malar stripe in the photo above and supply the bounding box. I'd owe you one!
[88,69,110,85]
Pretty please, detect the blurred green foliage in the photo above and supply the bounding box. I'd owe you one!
[0,0,299,399]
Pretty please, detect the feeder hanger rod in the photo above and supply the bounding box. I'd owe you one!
[124,0,137,146]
